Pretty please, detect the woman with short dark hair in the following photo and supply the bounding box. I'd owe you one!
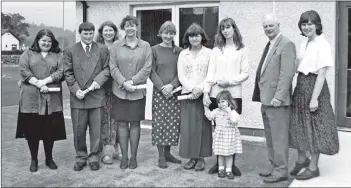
[289,10,339,180]
[16,29,66,172]
[177,23,212,171]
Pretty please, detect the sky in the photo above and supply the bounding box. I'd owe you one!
[1,1,76,31]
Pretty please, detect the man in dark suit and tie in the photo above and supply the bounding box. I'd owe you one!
[64,22,110,171]
[252,14,296,183]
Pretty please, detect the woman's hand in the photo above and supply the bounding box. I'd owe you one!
[203,93,211,107]
[161,84,174,99]
[36,80,47,88]
[217,80,229,88]
[309,99,319,112]
[40,86,49,93]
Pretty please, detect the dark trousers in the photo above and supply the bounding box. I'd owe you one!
[261,105,290,177]
[71,107,103,163]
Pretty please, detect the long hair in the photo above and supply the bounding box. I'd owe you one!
[182,23,208,49]
[30,29,61,53]
[215,17,244,51]
[158,20,177,54]
[298,10,323,37]
[216,90,237,111]
[96,21,119,44]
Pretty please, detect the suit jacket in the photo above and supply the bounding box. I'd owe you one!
[64,42,110,109]
[252,35,296,106]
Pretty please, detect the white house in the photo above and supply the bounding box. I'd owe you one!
[1,29,20,51]
[75,1,351,130]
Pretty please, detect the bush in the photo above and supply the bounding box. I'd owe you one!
[1,54,21,65]
[1,50,24,55]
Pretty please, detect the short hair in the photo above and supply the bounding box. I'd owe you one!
[120,15,139,30]
[78,22,95,33]
[298,10,323,37]
[96,21,119,44]
[216,90,238,111]
[215,17,244,51]
[30,29,61,53]
[158,21,178,54]
[182,23,208,49]
[262,14,280,25]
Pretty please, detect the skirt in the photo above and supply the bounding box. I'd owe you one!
[16,108,66,141]
[289,73,339,155]
[213,124,242,156]
[111,94,146,122]
[101,81,118,146]
[179,94,212,158]
[151,90,180,146]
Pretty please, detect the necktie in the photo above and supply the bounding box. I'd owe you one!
[85,45,90,57]
[256,42,270,80]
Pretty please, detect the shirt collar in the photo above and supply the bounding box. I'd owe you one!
[269,32,282,45]
[184,46,206,56]
[120,37,142,48]
[81,41,92,51]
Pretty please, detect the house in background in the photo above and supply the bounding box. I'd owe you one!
[1,29,20,51]
[76,1,351,130]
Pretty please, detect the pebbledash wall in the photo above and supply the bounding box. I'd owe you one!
[76,1,336,129]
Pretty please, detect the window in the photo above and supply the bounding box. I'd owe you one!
[11,44,17,50]
[134,3,219,48]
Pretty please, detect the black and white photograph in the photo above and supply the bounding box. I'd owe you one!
[1,0,351,187]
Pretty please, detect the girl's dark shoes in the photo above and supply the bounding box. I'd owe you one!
[165,154,181,164]
[226,171,235,179]
[218,169,226,178]
[158,158,168,169]
[29,160,38,172]
[296,168,320,180]
[45,159,58,169]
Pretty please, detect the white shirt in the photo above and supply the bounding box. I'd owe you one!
[81,41,92,53]
[177,46,212,94]
[204,46,249,98]
[261,33,282,74]
[297,34,333,75]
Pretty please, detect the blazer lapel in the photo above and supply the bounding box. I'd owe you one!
[76,43,88,71]
[82,42,100,86]
[261,34,283,75]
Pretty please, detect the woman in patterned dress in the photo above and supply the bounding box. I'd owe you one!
[150,21,183,169]
[177,23,212,171]
[95,21,122,164]
[204,90,242,180]
[289,10,339,180]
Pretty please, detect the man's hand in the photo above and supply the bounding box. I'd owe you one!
[40,86,49,93]
[217,80,229,88]
[270,98,282,107]
[309,99,318,112]
[122,80,135,92]
[76,89,85,99]
[203,93,211,107]
[90,81,101,91]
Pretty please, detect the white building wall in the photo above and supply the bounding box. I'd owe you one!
[76,1,337,129]
[1,32,20,51]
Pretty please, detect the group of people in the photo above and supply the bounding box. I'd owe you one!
[16,9,339,184]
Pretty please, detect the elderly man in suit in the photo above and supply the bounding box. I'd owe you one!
[252,14,296,183]
[64,22,110,171]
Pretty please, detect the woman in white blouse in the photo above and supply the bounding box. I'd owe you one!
[203,17,249,176]
[177,23,212,171]
[289,10,339,180]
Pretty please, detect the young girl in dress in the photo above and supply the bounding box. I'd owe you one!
[204,90,242,179]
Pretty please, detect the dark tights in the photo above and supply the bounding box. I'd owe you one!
[117,121,141,159]
[27,139,54,161]
[157,145,172,159]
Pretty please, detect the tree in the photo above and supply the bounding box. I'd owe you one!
[1,12,30,44]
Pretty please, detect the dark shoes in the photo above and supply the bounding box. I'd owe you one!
[194,158,205,171]
[45,159,58,169]
[208,164,242,176]
[296,168,320,180]
[259,171,272,177]
[263,175,288,183]
[290,158,311,176]
[89,162,100,171]
[226,171,235,180]
[165,154,182,164]
[120,157,129,169]
[184,159,198,170]
[158,158,168,169]
[73,162,87,171]
[29,160,38,172]
[129,157,138,169]
[218,169,226,178]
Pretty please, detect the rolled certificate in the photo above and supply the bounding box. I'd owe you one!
[177,94,192,100]
[171,86,182,94]
[132,84,147,90]
[82,85,94,95]
[47,88,61,92]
